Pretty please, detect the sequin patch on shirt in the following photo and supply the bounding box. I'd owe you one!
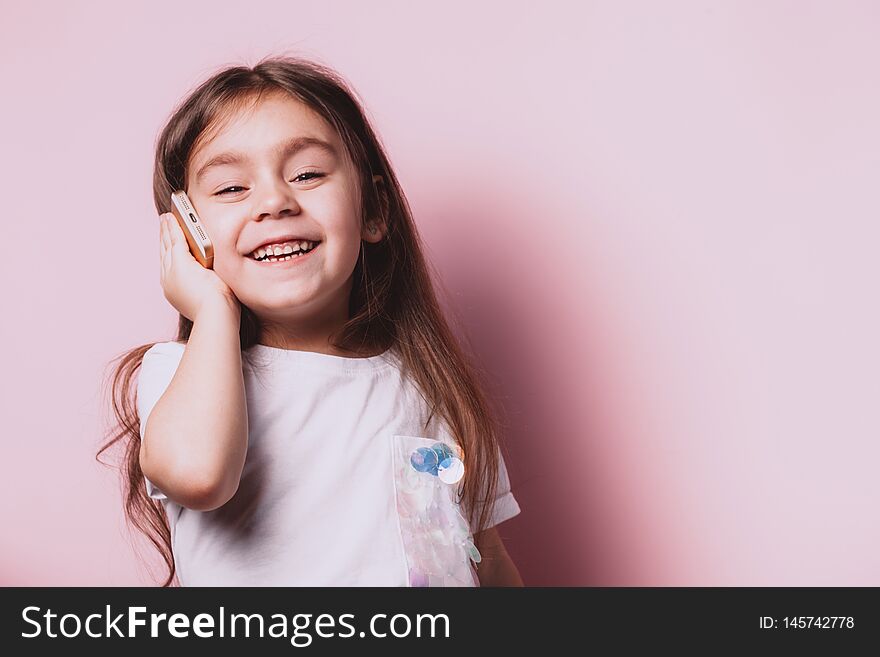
[391,434,481,587]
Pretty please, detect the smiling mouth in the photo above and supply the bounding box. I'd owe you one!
[249,241,321,263]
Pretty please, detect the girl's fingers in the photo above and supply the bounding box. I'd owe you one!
[167,214,177,244]
[160,215,174,277]
[161,215,171,252]
[167,214,180,244]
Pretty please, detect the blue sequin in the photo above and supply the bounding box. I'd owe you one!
[410,441,463,478]
[410,447,439,474]
[431,442,455,464]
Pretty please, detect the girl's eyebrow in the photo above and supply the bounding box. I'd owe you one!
[195,136,338,182]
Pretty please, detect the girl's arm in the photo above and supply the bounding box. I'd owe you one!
[473,526,524,586]
[139,295,248,511]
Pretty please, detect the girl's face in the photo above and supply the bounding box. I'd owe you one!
[184,92,383,340]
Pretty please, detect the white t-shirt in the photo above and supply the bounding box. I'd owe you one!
[136,341,520,586]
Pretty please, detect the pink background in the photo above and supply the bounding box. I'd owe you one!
[1,1,878,585]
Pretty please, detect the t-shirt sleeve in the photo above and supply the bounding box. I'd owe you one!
[470,448,521,533]
[136,342,186,501]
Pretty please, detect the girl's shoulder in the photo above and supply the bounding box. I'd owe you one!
[144,340,186,358]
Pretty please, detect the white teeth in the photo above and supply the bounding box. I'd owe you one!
[250,240,316,260]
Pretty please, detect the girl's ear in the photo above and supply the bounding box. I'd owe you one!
[364,175,389,243]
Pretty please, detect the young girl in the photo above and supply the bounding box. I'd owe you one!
[99,55,522,587]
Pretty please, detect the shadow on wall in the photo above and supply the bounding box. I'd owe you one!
[424,180,619,586]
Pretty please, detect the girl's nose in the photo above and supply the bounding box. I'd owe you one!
[252,179,302,219]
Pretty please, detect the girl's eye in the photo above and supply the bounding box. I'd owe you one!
[216,186,245,196]
[215,171,326,196]
[293,171,325,183]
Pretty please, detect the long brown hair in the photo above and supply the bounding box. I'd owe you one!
[97,54,504,587]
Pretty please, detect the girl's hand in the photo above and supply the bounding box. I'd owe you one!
[159,212,239,322]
